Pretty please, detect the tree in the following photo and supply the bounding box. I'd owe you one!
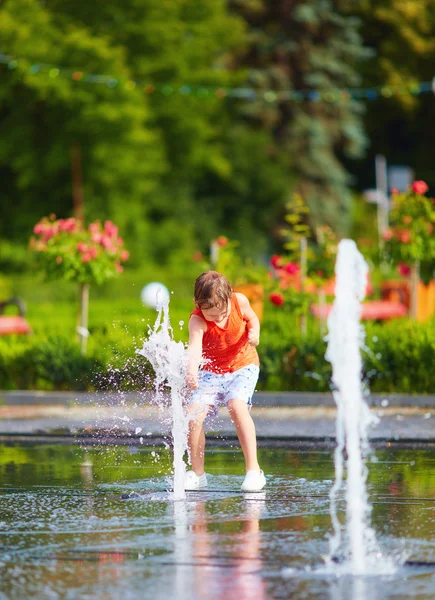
[343,0,435,192]
[0,0,163,248]
[231,0,369,234]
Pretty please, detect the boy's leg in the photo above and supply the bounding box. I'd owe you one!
[227,398,260,473]
[187,403,209,475]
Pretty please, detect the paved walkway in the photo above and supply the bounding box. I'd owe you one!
[0,402,434,442]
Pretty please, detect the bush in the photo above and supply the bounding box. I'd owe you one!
[258,315,435,394]
[0,336,104,390]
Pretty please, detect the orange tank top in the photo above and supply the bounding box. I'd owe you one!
[191,294,259,374]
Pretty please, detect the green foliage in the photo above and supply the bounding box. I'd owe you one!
[0,335,102,390]
[233,0,369,233]
[347,0,435,192]
[0,240,31,273]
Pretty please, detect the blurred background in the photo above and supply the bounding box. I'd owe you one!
[1,0,435,394]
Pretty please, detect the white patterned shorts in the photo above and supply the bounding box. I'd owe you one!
[189,364,260,415]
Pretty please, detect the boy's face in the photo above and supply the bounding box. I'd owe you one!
[198,301,230,323]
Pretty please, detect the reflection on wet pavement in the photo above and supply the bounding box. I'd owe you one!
[1,445,435,599]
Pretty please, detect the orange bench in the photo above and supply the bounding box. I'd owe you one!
[311,300,407,321]
[0,298,32,335]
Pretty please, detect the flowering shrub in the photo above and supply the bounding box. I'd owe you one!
[383,180,435,284]
[31,216,129,285]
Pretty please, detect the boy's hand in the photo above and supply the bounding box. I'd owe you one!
[186,372,199,389]
[247,329,260,347]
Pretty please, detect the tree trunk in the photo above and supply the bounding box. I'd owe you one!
[78,283,90,355]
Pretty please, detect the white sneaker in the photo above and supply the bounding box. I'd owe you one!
[184,470,208,491]
[241,470,266,492]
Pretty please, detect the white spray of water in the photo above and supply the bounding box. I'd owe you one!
[326,239,385,574]
[137,297,189,500]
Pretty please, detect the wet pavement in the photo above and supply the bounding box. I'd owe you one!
[1,445,435,599]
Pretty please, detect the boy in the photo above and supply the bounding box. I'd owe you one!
[185,270,266,492]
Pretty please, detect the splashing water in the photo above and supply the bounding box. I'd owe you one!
[326,239,392,574]
[137,297,189,500]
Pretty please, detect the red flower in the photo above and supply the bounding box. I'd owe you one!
[317,270,324,277]
[270,255,282,268]
[391,188,399,196]
[269,292,284,306]
[216,236,228,247]
[412,180,428,195]
[398,263,411,277]
[192,251,202,262]
[400,229,411,243]
[284,262,300,275]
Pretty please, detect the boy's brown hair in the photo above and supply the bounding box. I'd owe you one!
[194,271,232,309]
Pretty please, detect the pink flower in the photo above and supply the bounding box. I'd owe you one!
[81,253,91,263]
[284,262,300,275]
[382,228,393,241]
[89,222,101,234]
[216,236,228,247]
[398,263,411,277]
[120,250,130,262]
[100,236,113,250]
[391,188,399,196]
[104,220,118,238]
[412,180,428,195]
[42,227,55,242]
[116,237,124,246]
[269,292,284,306]
[115,263,124,273]
[88,246,98,259]
[91,233,102,244]
[77,242,88,253]
[58,218,77,232]
[33,223,45,235]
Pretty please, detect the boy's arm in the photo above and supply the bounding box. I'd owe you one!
[186,315,206,389]
[236,292,260,347]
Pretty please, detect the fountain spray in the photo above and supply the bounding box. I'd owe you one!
[137,296,189,500]
[326,239,379,574]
